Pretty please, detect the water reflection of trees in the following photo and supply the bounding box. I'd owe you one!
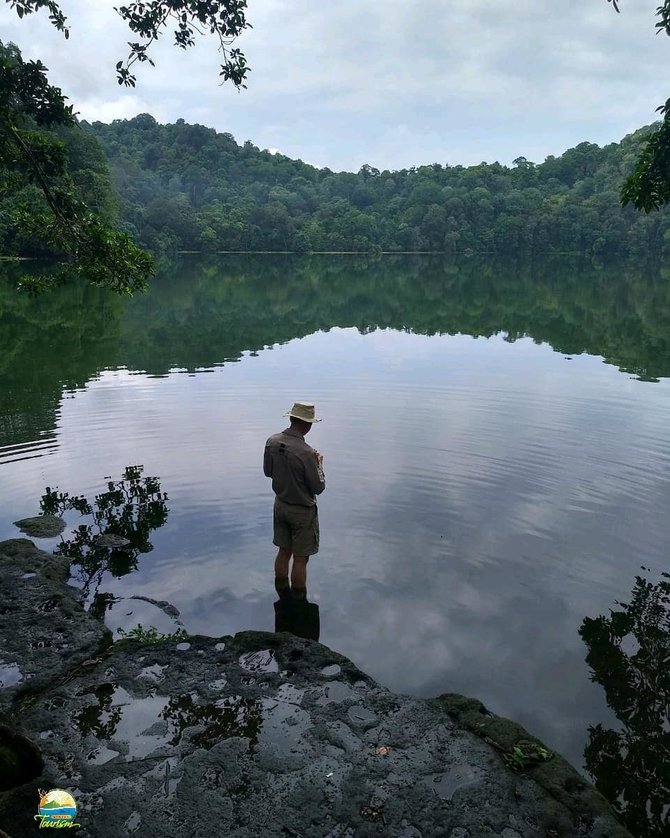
[76,683,123,739]
[579,569,670,838]
[4,256,670,452]
[161,694,263,750]
[120,255,670,381]
[0,271,122,451]
[75,687,264,759]
[40,465,168,599]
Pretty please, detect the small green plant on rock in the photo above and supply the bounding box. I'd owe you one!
[504,739,553,770]
[116,624,188,644]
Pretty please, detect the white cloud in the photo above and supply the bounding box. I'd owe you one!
[2,0,669,169]
[78,95,159,124]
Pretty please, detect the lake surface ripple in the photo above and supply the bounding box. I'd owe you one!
[1,255,668,835]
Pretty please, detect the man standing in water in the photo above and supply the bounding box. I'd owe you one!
[264,402,325,597]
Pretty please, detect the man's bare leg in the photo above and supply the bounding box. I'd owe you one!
[291,555,309,588]
[274,546,292,581]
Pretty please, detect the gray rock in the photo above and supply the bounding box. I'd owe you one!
[0,539,110,715]
[94,534,130,549]
[0,539,631,838]
[13,516,65,538]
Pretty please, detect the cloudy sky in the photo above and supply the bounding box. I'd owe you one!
[3,0,670,172]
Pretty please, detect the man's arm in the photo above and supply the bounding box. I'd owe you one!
[304,451,326,496]
[263,443,273,478]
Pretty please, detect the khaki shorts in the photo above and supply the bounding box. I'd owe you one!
[273,498,319,556]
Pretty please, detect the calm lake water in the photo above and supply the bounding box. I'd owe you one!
[1,255,669,835]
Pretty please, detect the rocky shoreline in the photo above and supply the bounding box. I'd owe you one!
[0,538,630,837]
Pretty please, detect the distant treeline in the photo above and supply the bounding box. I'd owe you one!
[3,113,670,258]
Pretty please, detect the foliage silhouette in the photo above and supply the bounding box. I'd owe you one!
[6,0,251,91]
[161,693,263,751]
[40,465,169,598]
[3,0,252,290]
[75,683,123,740]
[579,569,670,837]
[607,0,670,210]
[0,41,154,292]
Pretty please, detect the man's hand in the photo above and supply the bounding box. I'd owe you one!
[315,451,324,467]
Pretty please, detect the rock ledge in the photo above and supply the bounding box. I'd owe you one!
[0,540,630,838]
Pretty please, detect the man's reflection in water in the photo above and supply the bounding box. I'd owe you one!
[274,577,320,641]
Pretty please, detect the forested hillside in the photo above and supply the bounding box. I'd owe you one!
[87,115,670,257]
[4,112,670,258]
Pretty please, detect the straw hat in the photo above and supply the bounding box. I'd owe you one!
[284,402,322,423]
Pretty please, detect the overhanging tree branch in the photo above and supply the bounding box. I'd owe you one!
[5,0,252,89]
[1,40,154,293]
[606,0,670,209]
[3,1,254,293]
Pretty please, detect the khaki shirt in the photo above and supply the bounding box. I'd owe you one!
[263,427,325,506]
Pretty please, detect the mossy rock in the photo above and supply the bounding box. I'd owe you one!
[12,516,65,538]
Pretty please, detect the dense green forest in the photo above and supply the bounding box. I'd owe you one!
[3,113,670,259]
[0,117,119,258]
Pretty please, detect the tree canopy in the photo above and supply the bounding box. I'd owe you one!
[607,0,670,210]
[38,116,670,259]
[3,0,670,292]
[0,40,153,292]
[1,1,251,292]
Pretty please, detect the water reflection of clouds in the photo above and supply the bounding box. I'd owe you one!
[4,326,670,775]
[327,544,619,770]
[52,328,669,583]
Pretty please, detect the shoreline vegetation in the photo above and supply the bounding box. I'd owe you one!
[3,113,670,269]
[0,247,654,260]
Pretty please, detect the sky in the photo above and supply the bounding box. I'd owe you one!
[3,0,670,172]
